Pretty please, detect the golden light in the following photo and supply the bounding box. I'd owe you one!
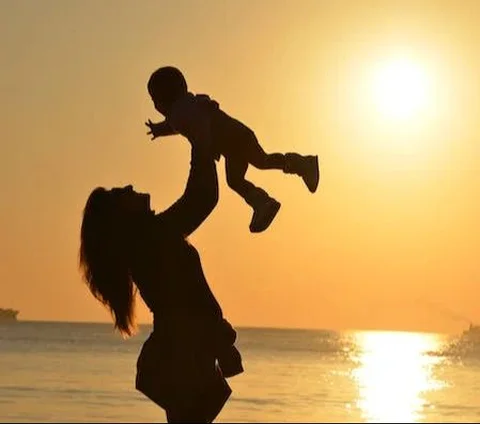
[337,50,452,170]
[371,57,431,122]
[351,331,446,423]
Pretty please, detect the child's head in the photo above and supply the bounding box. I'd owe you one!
[147,66,188,115]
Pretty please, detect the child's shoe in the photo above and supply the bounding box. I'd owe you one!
[249,196,281,233]
[284,153,320,193]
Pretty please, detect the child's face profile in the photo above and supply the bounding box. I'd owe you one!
[151,96,167,116]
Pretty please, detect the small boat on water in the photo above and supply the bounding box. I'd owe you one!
[462,323,480,339]
[0,308,19,323]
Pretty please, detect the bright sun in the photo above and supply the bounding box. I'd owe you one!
[372,57,431,121]
[344,51,448,167]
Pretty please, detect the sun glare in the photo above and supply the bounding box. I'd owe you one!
[372,57,431,122]
[342,52,449,165]
[352,331,446,423]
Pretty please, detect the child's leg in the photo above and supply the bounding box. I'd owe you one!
[225,156,264,201]
[225,157,281,233]
[244,135,285,171]
[245,132,320,194]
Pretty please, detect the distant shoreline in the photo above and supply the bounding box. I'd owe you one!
[5,319,455,335]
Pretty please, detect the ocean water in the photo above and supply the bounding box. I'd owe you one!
[1,322,480,423]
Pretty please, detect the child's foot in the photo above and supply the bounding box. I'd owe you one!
[301,155,320,193]
[249,197,281,233]
[284,153,320,193]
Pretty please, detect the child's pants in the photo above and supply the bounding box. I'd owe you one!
[212,112,304,208]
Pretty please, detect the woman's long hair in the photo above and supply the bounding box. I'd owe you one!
[79,187,137,337]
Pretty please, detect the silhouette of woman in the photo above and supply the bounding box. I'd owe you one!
[79,135,243,423]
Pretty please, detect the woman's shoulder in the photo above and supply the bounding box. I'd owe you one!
[144,216,194,252]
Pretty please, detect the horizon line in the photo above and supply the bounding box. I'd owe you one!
[7,318,456,335]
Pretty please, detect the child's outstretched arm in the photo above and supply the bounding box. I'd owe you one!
[145,119,178,140]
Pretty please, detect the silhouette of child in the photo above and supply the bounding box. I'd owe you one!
[145,66,320,233]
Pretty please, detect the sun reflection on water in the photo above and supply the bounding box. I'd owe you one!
[351,331,446,423]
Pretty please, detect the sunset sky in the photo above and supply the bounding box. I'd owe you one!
[1,0,479,333]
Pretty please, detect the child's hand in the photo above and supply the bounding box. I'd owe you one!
[145,119,160,140]
[145,119,177,140]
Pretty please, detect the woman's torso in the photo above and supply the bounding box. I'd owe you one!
[130,227,222,341]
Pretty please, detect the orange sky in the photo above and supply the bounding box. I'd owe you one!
[1,0,479,334]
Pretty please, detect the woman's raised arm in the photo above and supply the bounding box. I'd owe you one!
[154,142,219,237]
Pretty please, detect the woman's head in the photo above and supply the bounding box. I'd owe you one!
[79,185,152,337]
[147,66,188,115]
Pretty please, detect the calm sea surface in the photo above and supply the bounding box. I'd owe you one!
[1,322,479,423]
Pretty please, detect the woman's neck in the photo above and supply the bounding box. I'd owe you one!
[127,214,156,253]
